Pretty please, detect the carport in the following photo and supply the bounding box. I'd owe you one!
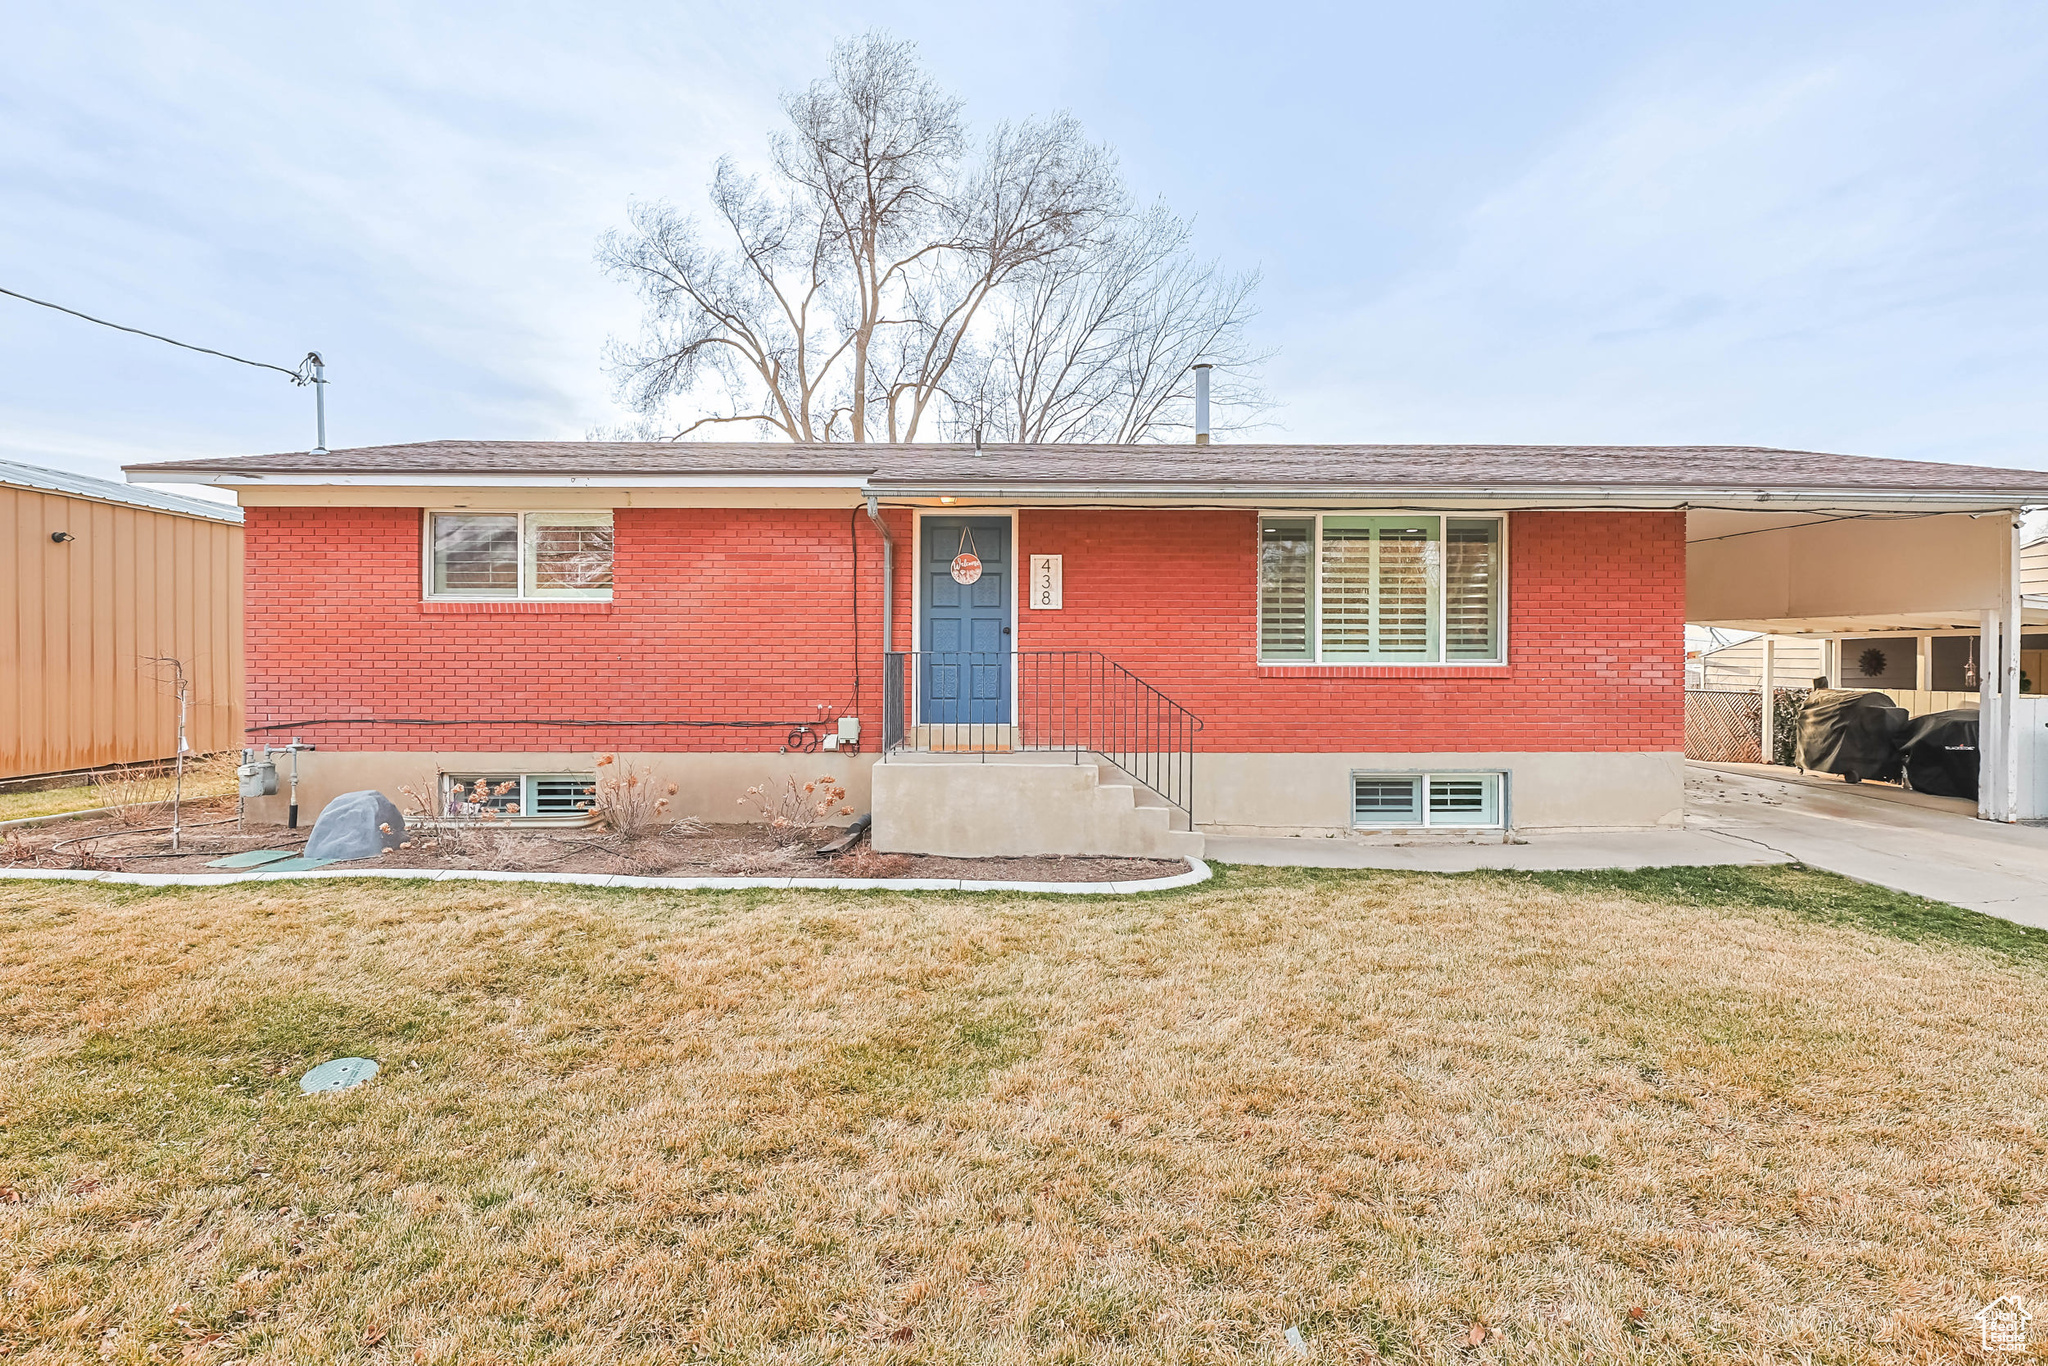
[1688,477,2048,821]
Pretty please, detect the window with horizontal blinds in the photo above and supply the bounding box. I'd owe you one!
[526,516,614,598]
[1258,519,1314,659]
[427,511,614,601]
[440,772,597,820]
[1426,773,1501,826]
[1353,771,1504,828]
[529,776,597,816]
[1353,774,1421,825]
[1259,515,1503,664]
[1445,518,1501,660]
[431,514,520,597]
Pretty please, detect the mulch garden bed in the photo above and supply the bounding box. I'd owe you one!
[1,796,1188,883]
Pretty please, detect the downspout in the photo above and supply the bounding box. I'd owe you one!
[864,494,895,659]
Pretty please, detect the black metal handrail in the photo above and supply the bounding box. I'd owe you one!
[882,650,1204,822]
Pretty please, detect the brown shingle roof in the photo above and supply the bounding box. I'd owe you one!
[123,440,2048,497]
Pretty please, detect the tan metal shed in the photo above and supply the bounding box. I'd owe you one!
[1,460,243,780]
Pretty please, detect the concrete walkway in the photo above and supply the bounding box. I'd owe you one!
[1204,828,1782,874]
[1209,764,2048,929]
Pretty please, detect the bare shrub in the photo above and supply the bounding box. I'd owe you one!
[835,847,914,879]
[66,837,117,871]
[395,773,521,863]
[90,752,238,830]
[588,754,682,838]
[477,823,532,871]
[738,775,853,846]
[92,764,174,827]
[715,845,816,877]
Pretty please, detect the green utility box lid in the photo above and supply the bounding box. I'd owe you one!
[300,1058,379,1094]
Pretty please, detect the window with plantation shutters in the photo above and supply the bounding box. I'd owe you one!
[1258,519,1314,659]
[1320,517,1438,662]
[1259,514,1503,664]
[1444,518,1501,660]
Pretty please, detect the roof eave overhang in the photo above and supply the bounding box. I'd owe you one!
[866,482,2046,512]
[122,470,875,490]
[119,469,2048,513]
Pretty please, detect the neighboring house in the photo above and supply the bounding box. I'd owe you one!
[123,441,2048,851]
[1687,634,1826,691]
[1,459,242,781]
[1687,630,2011,717]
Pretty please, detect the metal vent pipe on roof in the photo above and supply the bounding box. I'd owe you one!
[308,352,328,454]
[1193,363,1212,445]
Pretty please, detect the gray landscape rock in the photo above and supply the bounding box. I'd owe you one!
[303,789,406,861]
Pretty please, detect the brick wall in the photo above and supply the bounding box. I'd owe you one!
[245,505,1682,755]
[1014,509,1685,753]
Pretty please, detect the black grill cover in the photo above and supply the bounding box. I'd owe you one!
[1898,708,1980,799]
[1795,689,1907,780]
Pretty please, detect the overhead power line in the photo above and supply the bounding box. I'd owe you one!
[0,284,315,383]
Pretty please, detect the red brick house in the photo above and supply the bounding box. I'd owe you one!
[123,441,2048,854]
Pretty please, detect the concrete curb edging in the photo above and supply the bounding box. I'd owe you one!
[0,858,1214,896]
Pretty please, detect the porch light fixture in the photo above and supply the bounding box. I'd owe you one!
[939,496,956,504]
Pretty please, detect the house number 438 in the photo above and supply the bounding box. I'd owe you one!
[1029,554,1063,609]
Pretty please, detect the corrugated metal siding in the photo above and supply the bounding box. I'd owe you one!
[1,484,242,779]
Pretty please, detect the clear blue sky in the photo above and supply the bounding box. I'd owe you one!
[5,0,2045,500]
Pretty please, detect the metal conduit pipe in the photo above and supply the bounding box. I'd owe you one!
[864,494,896,663]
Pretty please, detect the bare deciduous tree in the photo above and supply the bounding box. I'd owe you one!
[947,202,1267,443]
[598,31,1268,443]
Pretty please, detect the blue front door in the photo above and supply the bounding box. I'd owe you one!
[921,516,1011,724]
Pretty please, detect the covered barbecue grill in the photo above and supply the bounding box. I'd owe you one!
[1898,708,1980,799]
[1795,689,1907,782]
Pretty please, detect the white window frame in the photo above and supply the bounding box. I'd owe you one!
[438,771,597,822]
[1257,512,1508,665]
[1351,769,1509,829]
[422,510,614,601]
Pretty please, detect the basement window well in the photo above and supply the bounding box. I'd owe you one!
[425,511,613,600]
[1352,771,1505,829]
[440,773,597,821]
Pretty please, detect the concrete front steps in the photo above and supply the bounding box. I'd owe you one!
[871,752,1204,860]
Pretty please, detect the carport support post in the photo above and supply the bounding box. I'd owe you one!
[2003,511,2024,821]
[1759,635,1777,764]
[1976,515,2025,824]
[1982,604,2018,824]
[1980,610,1995,818]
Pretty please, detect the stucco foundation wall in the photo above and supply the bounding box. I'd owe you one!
[1194,751,1685,834]
[240,750,876,828]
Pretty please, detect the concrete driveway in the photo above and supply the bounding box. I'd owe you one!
[1681,762,2048,926]
[1204,763,2048,927]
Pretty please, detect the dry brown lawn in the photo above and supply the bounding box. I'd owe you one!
[4,864,2048,1363]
